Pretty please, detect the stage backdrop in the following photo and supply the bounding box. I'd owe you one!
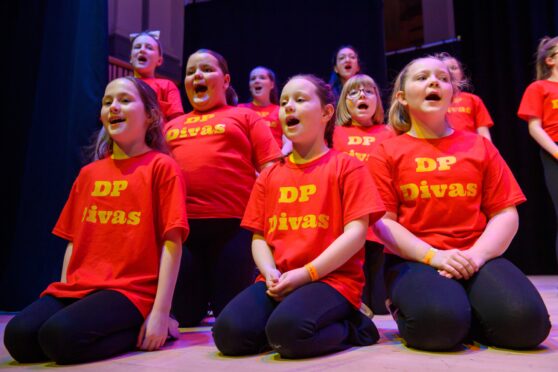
[182,0,388,111]
[0,0,108,311]
[453,0,558,274]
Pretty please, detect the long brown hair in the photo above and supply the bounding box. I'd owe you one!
[92,76,167,161]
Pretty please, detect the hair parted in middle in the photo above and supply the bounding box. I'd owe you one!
[388,56,458,135]
[93,76,167,161]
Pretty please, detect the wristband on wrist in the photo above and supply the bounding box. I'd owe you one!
[553,151,558,159]
[421,248,436,265]
[304,263,319,281]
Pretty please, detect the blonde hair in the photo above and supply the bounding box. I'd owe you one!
[336,74,384,126]
[388,56,458,134]
[536,36,558,80]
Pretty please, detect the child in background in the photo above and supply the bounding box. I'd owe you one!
[239,66,292,154]
[437,52,493,140]
[213,75,385,358]
[334,73,394,314]
[3,76,189,364]
[518,36,558,265]
[329,45,361,100]
[130,30,184,122]
[370,56,550,351]
[167,49,281,327]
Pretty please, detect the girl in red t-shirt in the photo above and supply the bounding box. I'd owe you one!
[436,52,494,140]
[166,49,282,327]
[130,30,184,122]
[329,45,361,101]
[333,73,394,314]
[4,77,189,364]
[371,57,549,351]
[238,66,291,153]
[213,75,385,359]
[518,36,558,265]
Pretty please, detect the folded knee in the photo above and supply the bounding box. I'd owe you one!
[213,315,266,356]
[265,313,312,358]
[400,305,470,351]
[38,318,80,364]
[4,316,46,363]
[480,304,551,349]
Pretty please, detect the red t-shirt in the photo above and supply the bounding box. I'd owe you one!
[241,150,386,308]
[369,130,525,253]
[333,124,395,241]
[238,102,282,147]
[165,105,281,219]
[43,151,189,318]
[447,92,494,133]
[518,79,558,141]
[141,77,184,122]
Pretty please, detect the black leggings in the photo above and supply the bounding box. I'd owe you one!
[540,148,558,264]
[213,281,379,359]
[3,290,143,364]
[362,241,388,314]
[172,218,254,326]
[384,255,551,351]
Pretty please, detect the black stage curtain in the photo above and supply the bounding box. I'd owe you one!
[454,0,558,274]
[0,0,108,311]
[183,0,387,111]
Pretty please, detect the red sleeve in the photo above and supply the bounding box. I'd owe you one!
[161,80,184,121]
[52,172,84,241]
[246,111,282,167]
[241,167,268,233]
[368,144,399,213]
[518,82,543,121]
[473,95,494,128]
[154,157,189,242]
[341,160,386,225]
[481,140,526,216]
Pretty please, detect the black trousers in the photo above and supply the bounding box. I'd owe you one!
[540,148,558,264]
[3,290,143,364]
[213,281,379,359]
[362,241,388,314]
[172,218,254,326]
[384,255,551,351]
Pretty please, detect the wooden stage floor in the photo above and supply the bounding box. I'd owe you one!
[1,276,557,371]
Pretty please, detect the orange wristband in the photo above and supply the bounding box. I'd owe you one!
[304,263,319,281]
[421,248,436,265]
[553,151,558,159]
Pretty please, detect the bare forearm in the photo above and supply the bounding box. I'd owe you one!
[529,119,558,156]
[61,242,73,283]
[374,213,432,262]
[467,207,518,264]
[310,217,368,277]
[477,126,492,141]
[252,233,276,276]
[151,231,182,314]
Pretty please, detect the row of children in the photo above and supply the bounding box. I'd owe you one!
[3,31,555,364]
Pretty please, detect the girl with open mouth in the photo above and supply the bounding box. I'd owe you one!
[239,66,292,154]
[165,49,282,328]
[333,74,395,316]
[130,30,184,123]
[213,75,385,359]
[370,56,550,351]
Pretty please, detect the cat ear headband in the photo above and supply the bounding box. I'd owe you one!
[129,30,160,41]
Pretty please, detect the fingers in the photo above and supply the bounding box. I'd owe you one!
[440,251,477,279]
[140,335,166,351]
[136,323,146,348]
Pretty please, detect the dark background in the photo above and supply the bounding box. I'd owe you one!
[1,0,557,311]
